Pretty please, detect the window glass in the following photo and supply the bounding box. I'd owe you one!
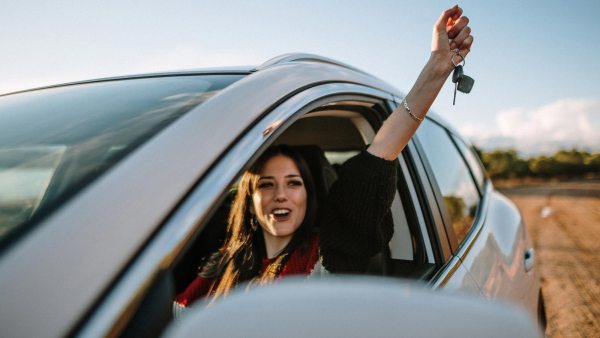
[452,135,486,189]
[416,119,480,244]
[0,74,243,244]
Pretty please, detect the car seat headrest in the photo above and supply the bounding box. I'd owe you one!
[292,145,338,225]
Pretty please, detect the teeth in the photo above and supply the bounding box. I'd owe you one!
[273,209,290,215]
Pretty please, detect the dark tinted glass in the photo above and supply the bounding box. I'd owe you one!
[416,119,480,244]
[0,74,243,244]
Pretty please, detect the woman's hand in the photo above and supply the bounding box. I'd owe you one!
[431,5,474,75]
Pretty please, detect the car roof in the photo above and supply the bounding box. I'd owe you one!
[1,53,393,96]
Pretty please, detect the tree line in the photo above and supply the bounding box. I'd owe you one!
[474,148,600,179]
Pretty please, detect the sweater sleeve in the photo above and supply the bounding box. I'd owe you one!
[320,150,397,273]
[174,276,215,308]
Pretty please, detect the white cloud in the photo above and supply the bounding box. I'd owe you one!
[461,98,600,155]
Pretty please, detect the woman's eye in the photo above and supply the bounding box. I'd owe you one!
[288,180,303,187]
[258,182,273,189]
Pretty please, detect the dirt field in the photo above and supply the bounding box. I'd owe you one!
[500,179,600,338]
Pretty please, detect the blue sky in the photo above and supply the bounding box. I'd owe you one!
[2,0,599,155]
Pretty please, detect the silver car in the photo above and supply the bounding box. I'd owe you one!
[0,53,545,337]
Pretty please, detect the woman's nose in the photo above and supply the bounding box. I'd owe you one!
[274,185,287,202]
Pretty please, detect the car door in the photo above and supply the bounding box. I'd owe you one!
[412,117,539,314]
[411,118,484,293]
[450,132,541,315]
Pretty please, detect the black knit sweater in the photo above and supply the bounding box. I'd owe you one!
[320,150,397,273]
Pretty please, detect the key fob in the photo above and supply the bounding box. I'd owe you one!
[457,75,474,93]
[452,65,464,83]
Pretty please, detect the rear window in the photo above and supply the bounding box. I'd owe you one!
[0,74,243,246]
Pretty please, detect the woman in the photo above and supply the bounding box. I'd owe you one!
[175,4,473,310]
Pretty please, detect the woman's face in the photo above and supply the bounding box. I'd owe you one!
[251,154,307,242]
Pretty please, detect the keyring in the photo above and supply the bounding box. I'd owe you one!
[451,51,465,67]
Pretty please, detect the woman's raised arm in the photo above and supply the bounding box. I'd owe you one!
[367,5,474,160]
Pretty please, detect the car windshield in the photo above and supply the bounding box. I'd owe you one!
[0,74,244,246]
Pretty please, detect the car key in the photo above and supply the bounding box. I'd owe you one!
[457,74,474,94]
[452,64,464,83]
[452,65,463,105]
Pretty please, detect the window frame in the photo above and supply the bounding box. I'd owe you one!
[412,117,487,255]
[450,133,488,194]
[444,132,494,261]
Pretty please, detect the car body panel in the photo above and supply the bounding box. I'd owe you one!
[431,256,481,294]
[410,118,541,319]
[459,188,541,316]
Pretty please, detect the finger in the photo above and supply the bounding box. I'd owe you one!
[433,5,461,51]
[451,5,463,20]
[447,16,469,39]
[450,25,471,50]
[459,35,474,56]
[446,7,463,31]
[434,5,460,34]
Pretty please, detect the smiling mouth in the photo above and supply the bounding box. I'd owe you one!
[271,208,291,222]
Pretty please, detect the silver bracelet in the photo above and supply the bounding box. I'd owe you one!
[401,98,423,123]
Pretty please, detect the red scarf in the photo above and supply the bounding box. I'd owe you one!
[175,235,320,307]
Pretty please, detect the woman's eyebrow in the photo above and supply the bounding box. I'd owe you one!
[258,174,301,180]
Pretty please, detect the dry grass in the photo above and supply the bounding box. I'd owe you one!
[501,179,600,338]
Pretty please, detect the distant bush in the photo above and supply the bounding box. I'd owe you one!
[480,149,530,179]
[476,148,599,179]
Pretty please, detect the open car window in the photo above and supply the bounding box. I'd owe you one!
[172,97,432,295]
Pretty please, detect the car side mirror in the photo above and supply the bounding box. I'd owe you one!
[163,277,542,338]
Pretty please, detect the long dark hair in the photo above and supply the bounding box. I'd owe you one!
[201,145,317,299]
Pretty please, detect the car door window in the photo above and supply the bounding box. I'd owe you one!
[416,119,480,245]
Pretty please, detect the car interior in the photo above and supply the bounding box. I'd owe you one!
[172,99,435,294]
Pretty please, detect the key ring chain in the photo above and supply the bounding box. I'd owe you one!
[450,48,474,105]
[451,49,465,67]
